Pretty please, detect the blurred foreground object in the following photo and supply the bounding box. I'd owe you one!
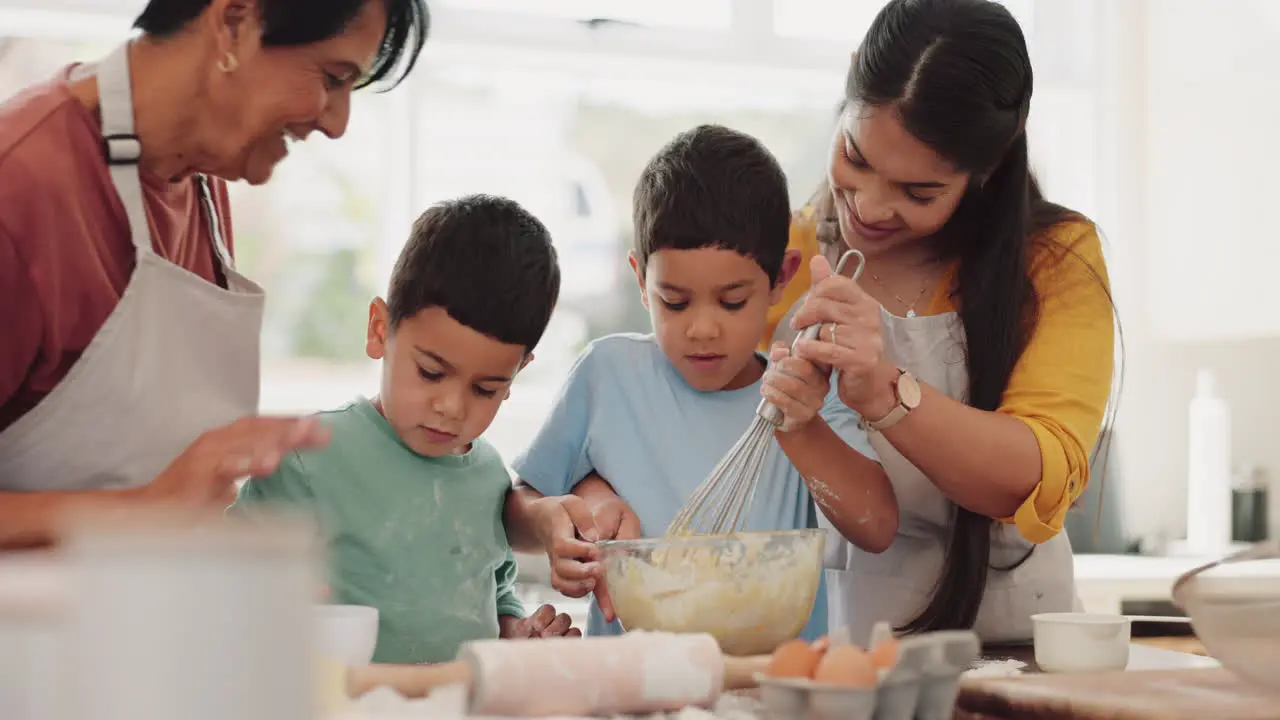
[61,504,320,720]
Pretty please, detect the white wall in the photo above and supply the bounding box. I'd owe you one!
[1100,0,1280,546]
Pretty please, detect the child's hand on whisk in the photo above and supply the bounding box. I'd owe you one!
[762,342,830,433]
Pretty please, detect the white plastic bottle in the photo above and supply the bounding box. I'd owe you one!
[1186,369,1233,554]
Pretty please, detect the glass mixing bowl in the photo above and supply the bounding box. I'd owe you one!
[597,529,825,656]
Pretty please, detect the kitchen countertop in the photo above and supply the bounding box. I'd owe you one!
[1073,551,1280,614]
[956,658,1272,720]
[979,642,1219,673]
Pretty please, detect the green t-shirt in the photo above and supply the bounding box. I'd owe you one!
[232,398,525,664]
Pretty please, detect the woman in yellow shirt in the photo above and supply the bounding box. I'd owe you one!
[762,0,1115,644]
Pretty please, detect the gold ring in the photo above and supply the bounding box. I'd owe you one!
[828,324,839,346]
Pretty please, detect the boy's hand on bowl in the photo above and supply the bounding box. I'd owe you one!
[582,496,640,624]
[591,496,641,543]
[501,603,581,639]
[531,496,604,599]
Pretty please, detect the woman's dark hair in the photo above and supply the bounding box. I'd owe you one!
[840,0,1117,633]
[133,0,429,89]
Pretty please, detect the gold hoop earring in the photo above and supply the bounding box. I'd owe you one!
[216,52,239,73]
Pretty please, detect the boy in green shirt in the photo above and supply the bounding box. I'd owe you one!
[232,194,577,664]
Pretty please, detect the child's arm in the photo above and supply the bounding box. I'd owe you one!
[503,483,558,552]
[504,348,596,547]
[491,550,580,639]
[504,475,639,621]
[504,483,602,599]
[763,345,899,553]
[493,549,528,631]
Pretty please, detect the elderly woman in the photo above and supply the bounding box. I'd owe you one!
[0,0,429,548]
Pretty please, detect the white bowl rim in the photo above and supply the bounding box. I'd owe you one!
[1030,612,1131,626]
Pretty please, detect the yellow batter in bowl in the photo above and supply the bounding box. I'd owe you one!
[598,529,825,656]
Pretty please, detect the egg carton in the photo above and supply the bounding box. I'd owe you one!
[754,623,981,720]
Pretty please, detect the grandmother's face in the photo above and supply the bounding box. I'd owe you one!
[200,0,386,184]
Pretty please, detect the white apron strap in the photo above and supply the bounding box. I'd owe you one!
[95,44,234,275]
[96,43,150,263]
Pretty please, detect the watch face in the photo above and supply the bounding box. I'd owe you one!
[898,373,923,408]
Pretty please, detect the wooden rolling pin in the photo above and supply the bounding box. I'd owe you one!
[344,632,770,717]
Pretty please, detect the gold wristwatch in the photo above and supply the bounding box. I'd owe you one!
[864,368,921,432]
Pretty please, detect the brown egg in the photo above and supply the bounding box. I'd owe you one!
[813,644,877,688]
[810,635,831,654]
[766,639,823,679]
[868,636,900,670]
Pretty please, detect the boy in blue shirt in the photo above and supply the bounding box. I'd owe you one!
[504,125,889,641]
[233,195,580,664]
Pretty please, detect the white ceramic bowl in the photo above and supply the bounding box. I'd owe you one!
[314,604,379,667]
[1030,612,1130,673]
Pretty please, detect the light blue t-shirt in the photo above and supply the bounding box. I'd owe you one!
[513,333,868,640]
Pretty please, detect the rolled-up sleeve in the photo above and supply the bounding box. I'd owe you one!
[996,222,1115,543]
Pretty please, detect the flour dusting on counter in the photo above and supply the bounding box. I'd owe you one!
[962,658,1026,678]
[334,685,766,720]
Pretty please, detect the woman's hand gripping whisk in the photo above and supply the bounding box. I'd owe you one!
[664,250,866,537]
[758,249,867,432]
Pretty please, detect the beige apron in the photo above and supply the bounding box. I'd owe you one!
[776,299,1078,647]
[0,42,264,493]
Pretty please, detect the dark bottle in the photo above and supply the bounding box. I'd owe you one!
[1231,466,1269,544]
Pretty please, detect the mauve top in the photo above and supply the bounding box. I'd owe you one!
[0,66,235,432]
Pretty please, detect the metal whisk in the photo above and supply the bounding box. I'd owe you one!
[666,249,867,537]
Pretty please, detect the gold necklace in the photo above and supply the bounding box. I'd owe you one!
[867,260,939,318]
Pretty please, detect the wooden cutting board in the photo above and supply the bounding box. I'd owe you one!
[955,668,1280,720]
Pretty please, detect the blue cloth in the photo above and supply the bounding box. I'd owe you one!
[513,333,866,640]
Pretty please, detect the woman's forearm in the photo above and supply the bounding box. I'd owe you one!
[776,421,898,553]
[853,365,1041,519]
[0,488,137,550]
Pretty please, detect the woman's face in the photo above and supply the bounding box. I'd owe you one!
[201,0,388,184]
[827,103,971,256]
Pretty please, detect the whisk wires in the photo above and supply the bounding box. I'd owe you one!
[665,249,867,539]
[666,418,773,536]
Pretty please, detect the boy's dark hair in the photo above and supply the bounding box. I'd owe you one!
[133,0,429,89]
[387,195,560,352]
[632,124,791,284]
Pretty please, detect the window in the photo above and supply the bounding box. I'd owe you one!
[406,49,841,456]
[434,0,733,30]
[0,0,1105,464]
[772,0,885,43]
[773,0,1035,45]
[0,37,109,93]
[229,92,401,415]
